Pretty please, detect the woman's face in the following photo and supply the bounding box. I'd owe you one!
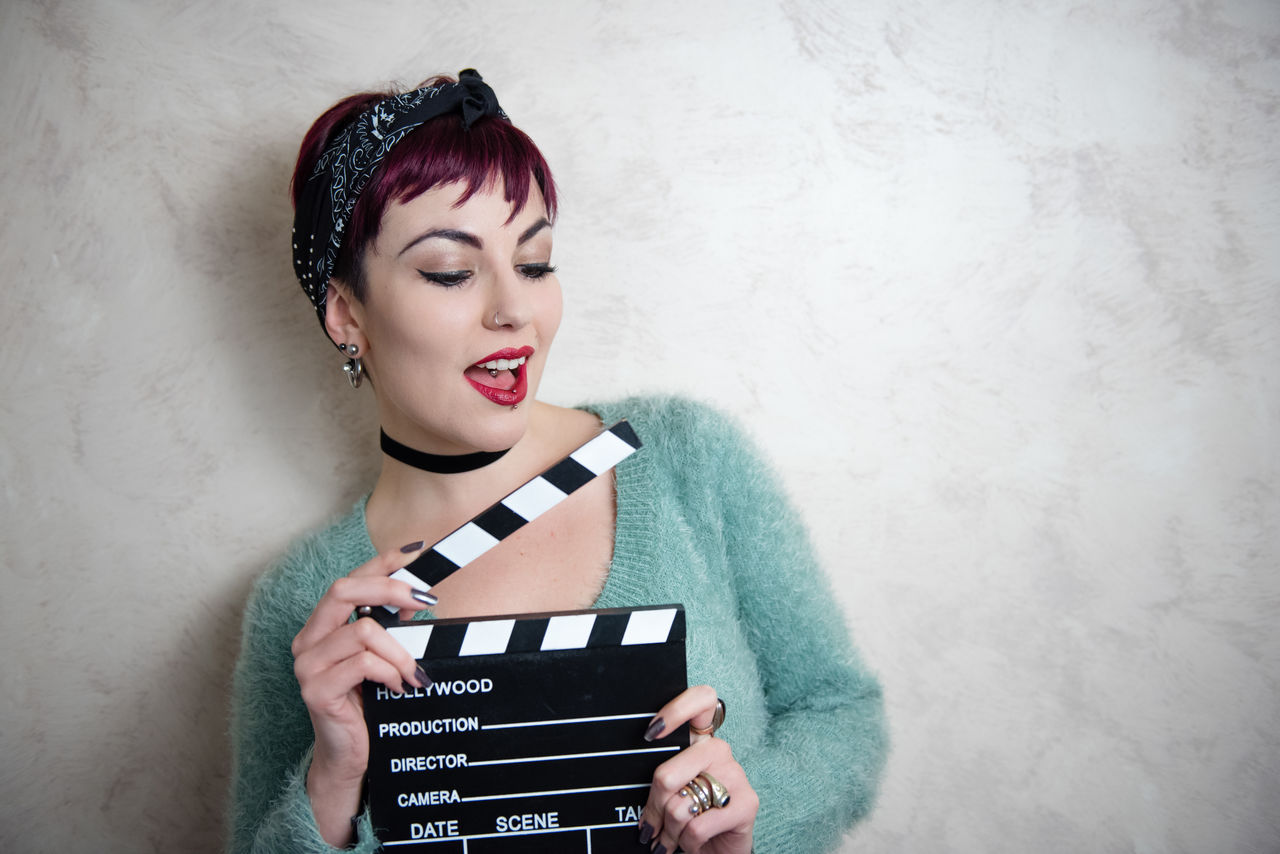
[341,179,562,455]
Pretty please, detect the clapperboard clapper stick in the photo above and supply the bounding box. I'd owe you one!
[380,420,645,616]
[362,421,690,852]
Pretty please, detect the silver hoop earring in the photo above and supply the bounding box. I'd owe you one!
[343,357,364,389]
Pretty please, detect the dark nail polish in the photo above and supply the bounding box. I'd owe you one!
[412,589,438,606]
[654,844,668,854]
[643,717,665,742]
[400,540,425,553]
[415,665,432,688]
[638,821,654,844]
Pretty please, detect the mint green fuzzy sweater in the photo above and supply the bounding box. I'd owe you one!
[227,396,887,853]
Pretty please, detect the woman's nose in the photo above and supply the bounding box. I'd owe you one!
[484,269,532,330]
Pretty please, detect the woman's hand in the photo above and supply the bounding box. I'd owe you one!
[638,686,758,854]
[290,542,435,846]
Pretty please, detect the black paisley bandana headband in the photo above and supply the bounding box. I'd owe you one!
[292,69,507,332]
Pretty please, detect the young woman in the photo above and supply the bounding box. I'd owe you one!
[228,70,886,854]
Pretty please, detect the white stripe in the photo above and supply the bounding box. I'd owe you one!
[621,608,678,645]
[387,624,433,658]
[483,712,653,730]
[461,782,649,802]
[434,522,499,567]
[502,476,567,521]
[459,619,516,656]
[382,567,430,615]
[469,745,679,766]
[571,429,636,475]
[540,613,597,650]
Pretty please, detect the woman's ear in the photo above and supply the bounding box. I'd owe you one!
[324,281,367,352]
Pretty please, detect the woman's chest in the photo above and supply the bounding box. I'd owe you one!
[424,475,616,619]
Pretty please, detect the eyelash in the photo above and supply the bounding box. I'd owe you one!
[518,263,557,280]
[418,270,471,287]
[416,264,557,288]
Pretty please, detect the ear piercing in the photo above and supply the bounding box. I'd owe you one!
[341,342,363,389]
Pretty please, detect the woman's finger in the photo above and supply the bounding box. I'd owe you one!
[670,763,757,854]
[295,616,426,695]
[347,541,426,578]
[638,737,725,848]
[643,742,755,854]
[292,546,432,654]
[295,574,434,649]
[642,684,719,743]
[300,646,418,713]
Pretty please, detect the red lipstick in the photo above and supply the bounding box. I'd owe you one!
[475,346,534,365]
[466,346,534,407]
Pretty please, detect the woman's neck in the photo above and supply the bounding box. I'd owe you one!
[364,401,600,552]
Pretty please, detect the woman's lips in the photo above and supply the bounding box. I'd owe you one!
[465,346,533,406]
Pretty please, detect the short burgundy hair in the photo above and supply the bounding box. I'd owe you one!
[290,75,558,301]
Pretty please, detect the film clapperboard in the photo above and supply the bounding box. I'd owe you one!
[362,421,689,852]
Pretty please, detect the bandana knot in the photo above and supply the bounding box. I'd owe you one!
[458,69,501,129]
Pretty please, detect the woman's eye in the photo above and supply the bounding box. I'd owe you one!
[518,263,557,280]
[418,270,471,287]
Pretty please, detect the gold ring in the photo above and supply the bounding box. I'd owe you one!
[689,698,727,736]
[696,772,731,808]
[678,784,697,815]
[683,778,712,815]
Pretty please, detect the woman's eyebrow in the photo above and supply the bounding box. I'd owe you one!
[398,228,481,256]
[518,218,551,245]
[397,218,549,257]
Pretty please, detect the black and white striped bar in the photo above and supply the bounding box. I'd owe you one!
[383,420,641,614]
[386,606,682,660]
[362,606,688,852]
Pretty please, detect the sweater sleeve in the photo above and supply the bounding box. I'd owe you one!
[672,401,889,853]
[226,541,382,854]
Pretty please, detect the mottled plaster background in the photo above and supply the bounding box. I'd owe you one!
[2,0,1278,851]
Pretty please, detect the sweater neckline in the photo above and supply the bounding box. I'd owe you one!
[353,401,655,613]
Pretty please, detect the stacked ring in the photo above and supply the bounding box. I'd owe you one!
[680,772,731,816]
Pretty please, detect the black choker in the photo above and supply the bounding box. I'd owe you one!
[380,429,510,474]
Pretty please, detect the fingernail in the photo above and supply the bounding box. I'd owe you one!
[654,844,668,854]
[412,589,438,606]
[638,821,654,844]
[643,717,665,742]
[400,540,425,553]
[415,665,432,688]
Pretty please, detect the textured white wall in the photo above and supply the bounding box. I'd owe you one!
[1,0,1277,851]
